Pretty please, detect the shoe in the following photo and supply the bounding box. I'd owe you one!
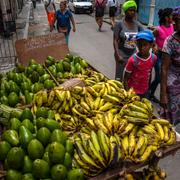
[98,27,101,32]
[150,95,160,104]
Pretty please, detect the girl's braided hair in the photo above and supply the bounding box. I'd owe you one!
[158,8,173,25]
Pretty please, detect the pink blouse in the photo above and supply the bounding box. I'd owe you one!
[155,24,174,50]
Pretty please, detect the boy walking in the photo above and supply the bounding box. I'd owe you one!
[123,30,157,98]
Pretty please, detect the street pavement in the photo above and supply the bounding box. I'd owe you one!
[15,1,180,179]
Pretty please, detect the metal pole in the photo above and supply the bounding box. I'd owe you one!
[148,0,155,26]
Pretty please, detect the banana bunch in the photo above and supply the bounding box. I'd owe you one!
[84,71,108,86]
[122,166,167,180]
[119,98,154,124]
[118,118,176,163]
[32,90,48,108]
[73,130,122,177]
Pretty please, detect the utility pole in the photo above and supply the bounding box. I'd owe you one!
[148,0,155,26]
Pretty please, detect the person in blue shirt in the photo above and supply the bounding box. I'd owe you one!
[54,0,76,45]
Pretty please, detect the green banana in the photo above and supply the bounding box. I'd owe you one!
[97,130,110,161]
[99,102,114,111]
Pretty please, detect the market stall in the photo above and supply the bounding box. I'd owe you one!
[0,44,180,179]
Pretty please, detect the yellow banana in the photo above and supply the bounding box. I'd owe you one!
[166,130,176,145]
[99,84,106,97]
[74,143,101,169]
[72,106,86,118]
[151,119,171,126]
[113,114,120,132]
[127,88,136,99]
[154,123,164,141]
[136,145,158,163]
[128,103,149,114]
[105,82,112,94]
[52,101,61,110]
[104,113,113,134]
[142,98,153,112]
[108,136,119,166]
[110,91,125,100]
[163,125,169,142]
[42,90,48,104]
[84,118,96,130]
[121,123,135,136]
[133,135,145,158]
[73,86,83,94]
[92,83,104,93]
[94,116,109,134]
[123,109,149,119]
[98,98,105,108]
[109,108,119,114]
[128,134,136,156]
[107,79,124,89]
[117,119,128,134]
[139,135,148,157]
[103,94,120,104]
[86,86,98,97]
[99,102,114,111]
[121,135,129,156]
[93,96,101,110]
[66,90,71,101]
[132,101,149,111]
[142,125,158,136]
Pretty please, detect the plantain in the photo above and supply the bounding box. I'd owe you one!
[121,135,129,156]
[92,83,104,93]
[121,123,135,136]
[97,130,110,161]
[117,119,128,134]
[80,101,91,111]
[86,86,98,97]
[136,145,158,163]
[151,119,171,126]
[124,115,149,125]
[166,130,176,145]
[94,116,109,134]
[123,109,149,119]
[85,118,97,130]
[128,103,149,114]
[103,94,120,104]
[108,136,119,166]
[163,125,169,142]
[93,96,101,110]
[87,139,106,167]
[99,102,114,111]
[154,123,164,141]
[133,135,145,158]
[139,135,148,157]
[142,98,153,112]
[128,134,136,156]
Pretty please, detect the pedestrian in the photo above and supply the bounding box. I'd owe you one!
[160,6,180,125]
[113,0,144,81]
[107,0,118,30]
[95,0,107,31]
[32,0,37,9]
[150,8,174,103]
[54,0,76,45]
[123,30,157,98]
[116,0,124,16]
[44,0,56,32]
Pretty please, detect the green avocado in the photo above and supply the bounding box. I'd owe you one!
[2,130,19,146]
[20,108,34,122]
[9,118,21,131]
[23,156,33,173]
[0,141,11,161]
[6,169,22,180]
[7,147,25,170]
[67,169,84,180]
[51,164,67,180]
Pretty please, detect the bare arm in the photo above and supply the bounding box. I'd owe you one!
[160,52,171,108]
[123,71,131,91]
[113,28,123,63]
[70,16,76,32]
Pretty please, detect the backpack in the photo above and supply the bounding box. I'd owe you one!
[133,53,156,68]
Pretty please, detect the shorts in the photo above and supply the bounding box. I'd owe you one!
[109,6,117,17]
[47,12,55,26]
[95,6,105,17]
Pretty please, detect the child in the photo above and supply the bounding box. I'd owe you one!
[123,30,157,98]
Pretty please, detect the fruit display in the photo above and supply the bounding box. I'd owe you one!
[0,54,177,179]
[0,107,84,180]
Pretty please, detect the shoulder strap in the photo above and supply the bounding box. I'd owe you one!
[151,53,156,63]
[133,54,138,68]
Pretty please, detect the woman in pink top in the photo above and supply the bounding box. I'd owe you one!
[150,8,174,103]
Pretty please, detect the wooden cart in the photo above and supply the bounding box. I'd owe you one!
[89,142,180,180]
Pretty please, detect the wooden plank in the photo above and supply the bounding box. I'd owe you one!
[15,33,69,66]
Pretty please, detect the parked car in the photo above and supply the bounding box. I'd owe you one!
[68,0,93,14]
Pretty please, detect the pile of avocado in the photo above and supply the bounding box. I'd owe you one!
[0,107,84,180]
